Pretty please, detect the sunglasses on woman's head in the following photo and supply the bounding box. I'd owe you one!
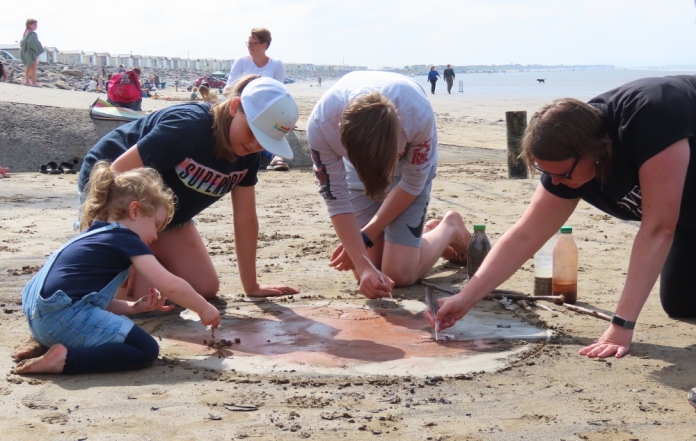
[534,155,581,179]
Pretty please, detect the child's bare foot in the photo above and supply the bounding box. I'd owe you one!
[14,344,67,374]
[425,213,471,264]
[12,336,48,361]
[689,388,696,410]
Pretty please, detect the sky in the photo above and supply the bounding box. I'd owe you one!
[2,0,695,69]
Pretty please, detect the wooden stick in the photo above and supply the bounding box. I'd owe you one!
[561,304,611,321]
[419,280,610,321]
[419,281,562,303]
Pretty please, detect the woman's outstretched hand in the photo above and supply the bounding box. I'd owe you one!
[424,294,472,330]
[578,324,632,358]
[246,284,300,298]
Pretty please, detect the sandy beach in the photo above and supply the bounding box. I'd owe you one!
[0,80,694,440]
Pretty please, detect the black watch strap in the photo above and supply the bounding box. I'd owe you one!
[361,230,374,248]
[610,314,636,330]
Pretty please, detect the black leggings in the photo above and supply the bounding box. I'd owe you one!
[429,79,437,94]
[63,325,159,375]
[660,225,696,317]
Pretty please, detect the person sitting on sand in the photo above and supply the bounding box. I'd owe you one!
[308,70,472,299]
[107,68,143,111]
[427,75,696,360]
[0,61,8,82]
[13,162,220,375]
[190,86,198,100]
[198,84,218,103]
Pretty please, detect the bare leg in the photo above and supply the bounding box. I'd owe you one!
[381,211,470,286]
[14,344,67,374]
[24,65,31,85]
[31,60,39,85]
[12,336,48,361]
[117,222,219,300]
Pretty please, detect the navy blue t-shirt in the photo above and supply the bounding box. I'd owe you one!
[41,222,152,302]
[79,102,260,226]
[541,75,696,228]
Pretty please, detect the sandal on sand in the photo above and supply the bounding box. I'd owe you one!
[40,161,63,175]
[267,157,290,171]
[689,388,696,410]
[59,160,78,174]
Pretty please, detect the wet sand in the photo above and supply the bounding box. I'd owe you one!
[0,83,694,440]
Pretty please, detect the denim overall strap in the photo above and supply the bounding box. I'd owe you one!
[22,223,127,318]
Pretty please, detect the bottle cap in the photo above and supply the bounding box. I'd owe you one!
[473,224,486,232]
[560,226,572,233]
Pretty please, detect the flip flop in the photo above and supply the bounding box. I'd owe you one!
[59,160,78,174]
[40,161,62,175]
[267,158,289,171]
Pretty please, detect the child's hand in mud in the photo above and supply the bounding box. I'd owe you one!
[359,268,394,299]
[199,304,221,329]
[133,288,175,314]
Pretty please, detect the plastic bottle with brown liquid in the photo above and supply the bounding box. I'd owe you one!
[533,234,557,296]
[552,226,578,304]
[467,224,491,279]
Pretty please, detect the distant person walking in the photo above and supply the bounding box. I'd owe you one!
[427,65,440,94]
[225,28,289,171]
[443,64,455,94]
[317,74,322,87]
[19,18,43,87]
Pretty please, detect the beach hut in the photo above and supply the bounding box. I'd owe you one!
[171,57,181,70]
[131,55,142,67]
[83,51,97,66]
[220,59,233,71]
[58,51,84,65]
[117,54,133,68]
[140,56,152,68]
[95,53,114,67]
[44,46,59,63]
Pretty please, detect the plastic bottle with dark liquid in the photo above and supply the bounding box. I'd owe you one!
[533,234,557,296]
[467,224,491,279]
[552,226,578,304]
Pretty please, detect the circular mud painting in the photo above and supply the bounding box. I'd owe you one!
[162,299,550,378]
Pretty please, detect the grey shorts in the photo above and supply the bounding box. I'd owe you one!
[350,176,431,248]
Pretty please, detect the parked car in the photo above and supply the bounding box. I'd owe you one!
[284,77,295,85]
[0,50,17,60]
[194,76,227,88]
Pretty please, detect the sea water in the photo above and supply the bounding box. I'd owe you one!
[412,68,696,101]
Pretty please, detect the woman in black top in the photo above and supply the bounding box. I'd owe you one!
[428,75,696,360]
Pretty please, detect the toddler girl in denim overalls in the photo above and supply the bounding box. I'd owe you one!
[14,162,220,375]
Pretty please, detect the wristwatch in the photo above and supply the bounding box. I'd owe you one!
[361,230,374,248]
[610,314,636,330]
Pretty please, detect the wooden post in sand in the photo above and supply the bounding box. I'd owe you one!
[505,111,528,179]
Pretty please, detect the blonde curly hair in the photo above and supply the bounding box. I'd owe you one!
[79,161,175,231]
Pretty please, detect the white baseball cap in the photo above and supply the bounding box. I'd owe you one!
[241,77,299,159]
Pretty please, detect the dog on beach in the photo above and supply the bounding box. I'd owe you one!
[537,78,546,83]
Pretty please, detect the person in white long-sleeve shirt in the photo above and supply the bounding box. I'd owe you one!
[226,28,288,171]
[308,71,472,299]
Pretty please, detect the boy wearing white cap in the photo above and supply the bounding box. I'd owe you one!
[77,75,300,301]
[308,71,472,299]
